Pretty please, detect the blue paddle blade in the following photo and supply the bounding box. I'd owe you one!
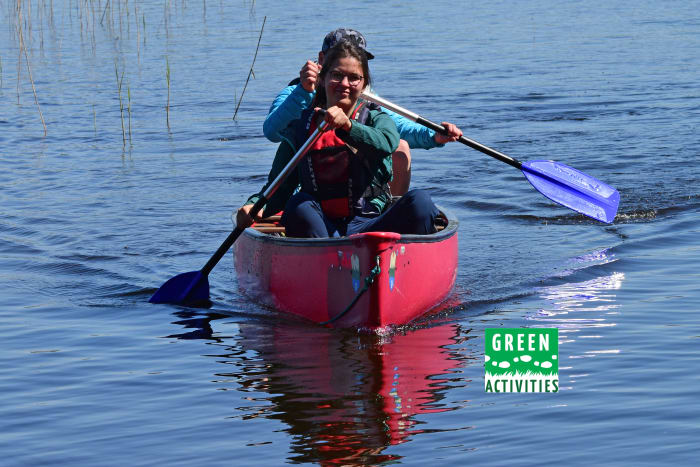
[521,160,620,223]
[149,270,210,304]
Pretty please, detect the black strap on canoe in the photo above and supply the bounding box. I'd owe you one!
[320,255,381,326]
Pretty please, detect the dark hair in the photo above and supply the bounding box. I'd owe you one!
[312,40,371,109]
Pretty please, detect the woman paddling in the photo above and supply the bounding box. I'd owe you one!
[237,41,459,238]
[263,28,464,195]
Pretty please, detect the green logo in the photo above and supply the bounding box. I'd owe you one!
[485,328,559,393]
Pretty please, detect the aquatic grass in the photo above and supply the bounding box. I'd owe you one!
[6,0,270,142]
[127,81,132,146]
[83,0,98,53]
[15,0,46,136]
[232,15,266,121]
[100,0,109,25]
[164,0,170,40]
[115,62,126,147]
[165,56,171,130]
[134,4,140,63]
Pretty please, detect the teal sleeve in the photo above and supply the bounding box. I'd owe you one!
[263,84,315,143]
[381,106,443,150]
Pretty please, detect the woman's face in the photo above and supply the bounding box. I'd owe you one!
[323,56,365,113]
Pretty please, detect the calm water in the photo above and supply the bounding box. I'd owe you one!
[2,0,699,465]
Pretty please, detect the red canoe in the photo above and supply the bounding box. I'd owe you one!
[233,208,458,328]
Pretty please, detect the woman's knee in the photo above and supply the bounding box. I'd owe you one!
[389,140,412,195]
[284,192,317,215]
[281,193,326,237]
[403,189,435,212]
[401,189,438,231]
[392,139,411,170]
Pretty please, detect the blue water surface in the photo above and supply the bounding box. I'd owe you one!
[1,0,698,465]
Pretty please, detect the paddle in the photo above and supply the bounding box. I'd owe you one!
[149,117,329,305]
[361,91,620,224]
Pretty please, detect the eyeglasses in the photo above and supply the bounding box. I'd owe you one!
[328,70,364,87]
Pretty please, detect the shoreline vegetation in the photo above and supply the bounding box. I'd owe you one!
[4,0,263,145]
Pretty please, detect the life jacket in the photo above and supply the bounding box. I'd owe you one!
[296,103,391,219]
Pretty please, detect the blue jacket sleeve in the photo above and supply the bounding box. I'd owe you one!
[263,84,315,143]
[380,106,444,150]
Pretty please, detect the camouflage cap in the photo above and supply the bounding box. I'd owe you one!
[321,28,375,59]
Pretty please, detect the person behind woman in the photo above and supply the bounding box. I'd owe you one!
[237,41,439,238]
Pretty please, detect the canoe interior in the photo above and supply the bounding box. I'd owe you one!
[249,212,451,236]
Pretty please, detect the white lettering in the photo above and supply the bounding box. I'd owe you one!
[492,333,501,351]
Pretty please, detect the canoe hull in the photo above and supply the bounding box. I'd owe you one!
[234,210,458,328]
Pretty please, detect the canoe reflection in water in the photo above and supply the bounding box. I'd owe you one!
[168,316,473,465]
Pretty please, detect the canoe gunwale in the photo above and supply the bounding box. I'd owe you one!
[242,206,459,246]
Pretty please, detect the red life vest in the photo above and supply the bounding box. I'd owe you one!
[298,103,390,219]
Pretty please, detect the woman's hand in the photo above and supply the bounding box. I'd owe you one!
[319,106,352,132]
[300,60,321,92]
[236,204,263,229]
[434,122,463,144]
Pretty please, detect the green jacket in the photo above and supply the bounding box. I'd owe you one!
[247,108,400,218]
